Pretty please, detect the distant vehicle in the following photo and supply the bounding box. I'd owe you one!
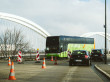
[69,50,91,66]
[91,49,105,61]
[45,35,94,58]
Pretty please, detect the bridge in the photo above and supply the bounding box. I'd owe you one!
[0,12,110,51]
[0,12,50,51]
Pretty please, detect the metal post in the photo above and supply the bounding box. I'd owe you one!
[104,0,107,64]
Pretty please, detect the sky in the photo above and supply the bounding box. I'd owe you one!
[0,0,110,36]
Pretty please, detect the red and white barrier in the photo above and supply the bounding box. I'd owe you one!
[51,56,53,61]
[54,57,58,65]
[18,51,22,63]
[35,49,40,63]
[67,50,71,58]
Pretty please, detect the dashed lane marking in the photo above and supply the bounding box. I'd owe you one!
[62,67,78,82]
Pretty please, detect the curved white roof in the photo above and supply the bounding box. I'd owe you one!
[0,12,50,38]
[81,32,110,41]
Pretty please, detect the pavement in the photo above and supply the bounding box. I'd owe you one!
[1,54,110,81]
[94,54,110,80]
[0,59,105,82]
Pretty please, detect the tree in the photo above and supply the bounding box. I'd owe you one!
[0,28,30,57]
[0,29,9,57]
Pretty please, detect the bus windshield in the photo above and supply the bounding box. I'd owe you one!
[46,37,59,53]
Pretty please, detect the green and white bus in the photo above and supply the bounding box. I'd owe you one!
[45,36,95,58]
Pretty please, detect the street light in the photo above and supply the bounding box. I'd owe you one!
[104,0,107,64]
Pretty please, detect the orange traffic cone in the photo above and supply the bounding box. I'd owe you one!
[8,61,16,80]
[42,58,46,69]
[8,57,11,66]
[54,57,58,65]
[51,56,53,61]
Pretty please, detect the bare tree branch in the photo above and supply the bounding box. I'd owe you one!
[0,28,30,57]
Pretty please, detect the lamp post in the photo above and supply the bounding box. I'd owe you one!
[104,0,107,64]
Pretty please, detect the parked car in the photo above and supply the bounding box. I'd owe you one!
[69,50,91,66]
[91,49,105,61]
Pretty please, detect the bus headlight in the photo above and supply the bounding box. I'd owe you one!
[46,47,49,51]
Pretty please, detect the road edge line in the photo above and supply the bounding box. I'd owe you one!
[94,64,110,80]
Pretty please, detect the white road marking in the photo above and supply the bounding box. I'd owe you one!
[62,67,78,82]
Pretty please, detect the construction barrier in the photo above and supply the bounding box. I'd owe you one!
[42,57,46,69]
[51,56,53,61]
[35,48,40,63]
[67,50,71,58]
[18,51,23,64]
[8,57,11,66]
[54,57,58,65]
[8,61,16,80]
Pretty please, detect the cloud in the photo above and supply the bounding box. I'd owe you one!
[0,0,110,50]
[0,0,110,36]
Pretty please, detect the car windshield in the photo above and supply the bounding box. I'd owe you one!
[92,50,101,54]
[72,51,86,55]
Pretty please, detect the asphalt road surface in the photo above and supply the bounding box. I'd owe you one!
[0,58,108,82]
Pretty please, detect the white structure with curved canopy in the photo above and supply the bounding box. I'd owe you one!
[81,32,110,41]
[0,12,50,38]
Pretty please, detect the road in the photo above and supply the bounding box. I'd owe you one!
[0,58,108,82]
